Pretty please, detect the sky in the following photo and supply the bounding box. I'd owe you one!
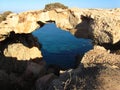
[0,0,120,12]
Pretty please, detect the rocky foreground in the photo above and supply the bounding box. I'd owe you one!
[0,8,120,90]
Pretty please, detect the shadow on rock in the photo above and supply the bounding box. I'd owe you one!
[100,40,120,54]
[0,53,47,90]
[49,64,120,90]
[0,31,41,51]
[74,15,93,39]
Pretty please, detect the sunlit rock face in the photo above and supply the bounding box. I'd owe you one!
[4,43,42,60]
[0,8,78,35]
[81,45,120,68]
[69,8,120,44]
[0,32,42,60]
[0,8,120,44]
[88,8,120,44]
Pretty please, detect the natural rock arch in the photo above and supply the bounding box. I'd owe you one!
[0,8,120,45]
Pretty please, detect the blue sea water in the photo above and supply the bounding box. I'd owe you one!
[32,23,93,69]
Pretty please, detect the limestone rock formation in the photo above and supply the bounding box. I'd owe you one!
[70,8,120,44]
[0,7,120,89]
[81,45,120,68]
[0,31,63,90]
[0,31,60,90]
[88,8,120,44]
[0,8,120,44]
[0,31,42,60]
[4,43,42,60]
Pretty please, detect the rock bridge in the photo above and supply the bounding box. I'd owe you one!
[0,8,120,44]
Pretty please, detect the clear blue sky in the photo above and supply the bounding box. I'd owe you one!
[0,0,120,12]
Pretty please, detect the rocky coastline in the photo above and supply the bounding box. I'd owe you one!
[0,8,120,90]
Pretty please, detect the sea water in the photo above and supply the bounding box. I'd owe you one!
[32,23,93,69]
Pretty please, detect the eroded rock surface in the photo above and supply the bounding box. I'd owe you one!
[0,8,120,44]
[4,43,42,60]
[0,31,42,60]
[0,8,120,90]
[0,31,48,90]
[0,31,63,90]
[81,46,120,68]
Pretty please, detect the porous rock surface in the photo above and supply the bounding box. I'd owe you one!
[0,8,120,44]
[81,45,120,68]
[0,31,42,60]
[4,43,42,60]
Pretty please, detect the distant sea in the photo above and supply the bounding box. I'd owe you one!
[32,23,93,69]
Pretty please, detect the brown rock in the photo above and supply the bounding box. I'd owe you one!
[8,60,46,90]
[0,70,10,89]
[35,73,57,90]
[81,46,120,68]
[96,67,120,90]
[47,65,60,76]
[23,61,46,79]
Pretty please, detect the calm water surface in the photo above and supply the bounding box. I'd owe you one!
[32,23,93,69]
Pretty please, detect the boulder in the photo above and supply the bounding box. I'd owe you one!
[81,46,120,68]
